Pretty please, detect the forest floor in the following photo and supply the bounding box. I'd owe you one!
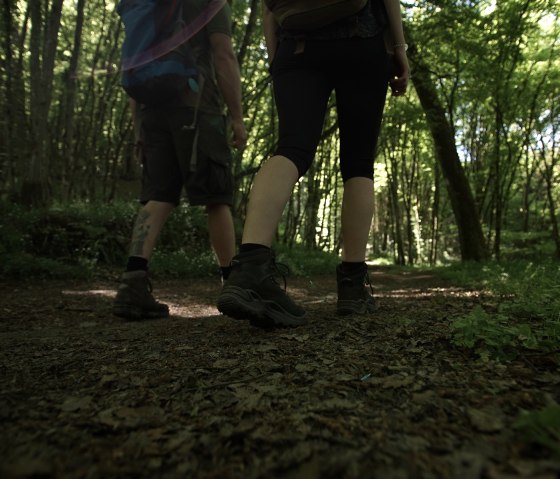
[1,267,559,479]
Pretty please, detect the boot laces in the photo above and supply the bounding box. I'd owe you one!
[267,259,290,291]
[340,269,373,295]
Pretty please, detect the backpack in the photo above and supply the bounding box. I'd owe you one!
[264,0,368,31]
[117,0,226,106]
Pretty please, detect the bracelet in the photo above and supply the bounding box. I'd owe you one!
[393,43,409,51]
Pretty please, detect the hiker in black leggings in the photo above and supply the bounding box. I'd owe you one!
[272,35,389,181]
[217,0,410,328]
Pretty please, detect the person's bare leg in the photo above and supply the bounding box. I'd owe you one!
[336,177,377,316]
[217,155,306,328]
[207,204,236,267]
[128,200,175,260]
[242,155,299,246]
[341,177,374,262]
[114,200,174,320]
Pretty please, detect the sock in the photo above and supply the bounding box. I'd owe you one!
[240,243,270,253]
[221,266,232,280]
[340,261,366,274]
[126,256,148,272]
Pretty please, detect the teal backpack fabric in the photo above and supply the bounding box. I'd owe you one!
[118,0,225,106]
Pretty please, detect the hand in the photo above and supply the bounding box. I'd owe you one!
[389,49,410,97]
[231,118,247,150]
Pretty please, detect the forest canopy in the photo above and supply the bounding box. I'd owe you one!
[1,0,559,266]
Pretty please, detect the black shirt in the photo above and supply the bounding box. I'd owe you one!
[279,0,388,41]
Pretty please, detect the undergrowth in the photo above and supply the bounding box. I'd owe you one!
[439,260,560,457]
[0,201,210,279]
[438,260,560,360]
[514,403,560,458]
[0,201,339,279]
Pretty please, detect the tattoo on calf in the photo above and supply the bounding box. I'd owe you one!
[130,210,151,257]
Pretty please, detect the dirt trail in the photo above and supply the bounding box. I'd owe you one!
[1,269,558,478]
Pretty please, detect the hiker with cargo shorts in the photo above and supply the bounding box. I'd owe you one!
[217,0,409,328]
[113,0,247,320]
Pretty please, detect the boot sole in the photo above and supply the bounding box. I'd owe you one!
[217,286,306,328]
[336,299,377,316]
[113,304,169,320]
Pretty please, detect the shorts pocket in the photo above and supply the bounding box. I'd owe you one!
[196,113,231,167]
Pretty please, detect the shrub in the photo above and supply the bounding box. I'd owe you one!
[0,201,209,279]
[444,260,560,360]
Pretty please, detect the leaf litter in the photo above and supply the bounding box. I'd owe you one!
[0,269,559,478]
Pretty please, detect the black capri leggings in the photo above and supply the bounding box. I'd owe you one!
[271,34,390,181]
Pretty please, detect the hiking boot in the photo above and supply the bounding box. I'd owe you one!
[336,263,377,316]
[217,249,307,328]
[113,271,169,320]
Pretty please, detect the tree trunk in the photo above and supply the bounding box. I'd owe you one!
[387,166,405,265]
[2,2,29,199]
[61,0,86,196]
[235,0,259,70]
[409,45,488,262]
[493,107,503,260]
[1,0,16,196]
[429,161,440,264]
[538,130,560,258]
[544,171,560,259]
[303,162,320,249]
[23,0,64,206]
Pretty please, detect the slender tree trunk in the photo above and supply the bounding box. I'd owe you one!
[235,0,259,70]
[1,0,16,196]
[61,0,85,196]
[522,149,534,232]
[0,1,25,195]
[538,133,560,258]
[542,162,560,259]
[387,166,405,265]
[23,0,64,206]
[409,44,488,262]
[493,107,503,260]
[429,162,441,264]
[303,162,320,249]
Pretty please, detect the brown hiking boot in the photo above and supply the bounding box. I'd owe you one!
[336,263,377,316]
[113,271,169,320]
[217,249,307,328]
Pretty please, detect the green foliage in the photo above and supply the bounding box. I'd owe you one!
[4,0,560,266]
[0,201,341,279]
[150,250,218,278]
[500,231,556,261]
[0,201,134,278]
[444,260,560,359]
[0,252,91,280]
[451,305,540,359]
[156,205,209,255]
[514,404,560,457]
[274,244,340,276]
[0,201,209,279]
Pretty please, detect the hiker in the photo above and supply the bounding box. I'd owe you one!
[217,0,409,328]
[113,0,247,320]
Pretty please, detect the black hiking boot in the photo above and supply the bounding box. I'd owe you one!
[336,263,377,316]
[113,271,169,320]
[217,249,307,328]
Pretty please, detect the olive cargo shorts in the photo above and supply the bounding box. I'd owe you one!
[139,107,234,207]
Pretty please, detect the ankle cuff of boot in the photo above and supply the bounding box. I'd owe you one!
[339,261,367,274]
[236,248,274,261]
[240,243,270,253]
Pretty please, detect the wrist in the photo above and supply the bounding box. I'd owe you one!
[393,42,409,52]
